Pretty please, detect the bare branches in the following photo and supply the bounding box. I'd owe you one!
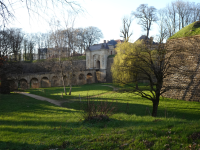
[0,0,83,27]
[120,16,133,42]
[132,4,158,39]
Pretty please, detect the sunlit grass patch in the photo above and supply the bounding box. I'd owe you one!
[0,83,200,150]
[25,84,113,100]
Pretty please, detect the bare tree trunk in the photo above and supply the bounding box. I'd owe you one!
[69,85,72,95]
[61,76,66,95]
[152,92,160,117]
[152,100,159,117]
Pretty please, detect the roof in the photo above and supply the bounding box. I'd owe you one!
[135,35,158,45]
[107,40,117,47]
[88,43,109,51]
[38,48,47,53]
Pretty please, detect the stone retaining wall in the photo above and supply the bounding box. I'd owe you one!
[162,35,200,102]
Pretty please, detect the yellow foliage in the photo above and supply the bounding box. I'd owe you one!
[111,40,157,85]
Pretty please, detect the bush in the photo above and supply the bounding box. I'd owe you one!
[81,96,117,122]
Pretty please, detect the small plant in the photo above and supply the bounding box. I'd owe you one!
[81,95,117,122]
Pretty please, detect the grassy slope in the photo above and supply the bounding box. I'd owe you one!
[0,84,200,150]
[168,21,200,40]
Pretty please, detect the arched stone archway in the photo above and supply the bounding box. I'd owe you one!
[51,76,59,87]
[97,60,100,69]
[93,54,100,69]
[72,74,77,85]
[79,73,85,85]
[87,73,93,84]
[41,77,50,88]
[19,79,28,90]
[30,78,39,88]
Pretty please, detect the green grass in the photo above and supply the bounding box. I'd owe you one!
[0,83,200,150]
[25,84,113,100]
[168,21,200,40]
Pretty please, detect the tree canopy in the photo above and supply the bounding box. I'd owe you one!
[111,39,186,117]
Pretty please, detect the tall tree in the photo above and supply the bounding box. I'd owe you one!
[111,39,187,117]
[132,4,158,39]
[120,16,133,42]
[83,26,103,49]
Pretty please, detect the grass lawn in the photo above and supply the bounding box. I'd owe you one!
[25,83,113,100]
[0,83,200,150]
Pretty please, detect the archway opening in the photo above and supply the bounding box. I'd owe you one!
[87,73,93,84]
[41,77,50,88]
[72,74,77,85]
[30,78,39,88]
[79,74,84,80]
[97,60,100,69]
[52,76,59,87]
[19,79,28,90]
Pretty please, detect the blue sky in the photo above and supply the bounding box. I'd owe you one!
[10,0,200,43]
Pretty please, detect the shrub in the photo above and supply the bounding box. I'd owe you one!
[81,96,117,122]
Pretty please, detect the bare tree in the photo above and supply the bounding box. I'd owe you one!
[0,0,83,27]
[157,9,169,42]
[132,4,158,39]
[163,0,200,37]
[83,26,103,49]
[9,28,24,61]
[120,16,133,42]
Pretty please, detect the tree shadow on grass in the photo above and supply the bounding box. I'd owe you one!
[62,98,200,121]
[0,141,57,150]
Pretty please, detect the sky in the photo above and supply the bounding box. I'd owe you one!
[9,0,200,43]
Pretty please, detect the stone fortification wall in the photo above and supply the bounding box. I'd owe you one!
[21,60,86,74]
[106,57,114,83]
[162,35,200,102]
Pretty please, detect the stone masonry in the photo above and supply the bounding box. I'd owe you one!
[162,35,200,102]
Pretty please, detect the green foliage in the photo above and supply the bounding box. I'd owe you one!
[111,40,154,86]
[168,21,200,40]
[0,84,200,150]
[108,54,116,58]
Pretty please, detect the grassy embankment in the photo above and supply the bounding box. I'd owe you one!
[0,83,200,150]
[168,21,200,40]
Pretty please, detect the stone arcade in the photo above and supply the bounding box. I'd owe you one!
[7,40,121,90]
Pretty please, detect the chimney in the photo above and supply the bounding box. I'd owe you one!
[104,40,106,43]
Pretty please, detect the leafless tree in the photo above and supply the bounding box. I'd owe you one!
[83,26,103,49]
[132,4,158,39]
[120,16,133,42]
[9,28,24,61]
[0,0,83,27]
[157,9,169,43]
[162,0,200,37]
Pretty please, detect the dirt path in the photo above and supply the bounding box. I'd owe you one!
[14,91,64,107]
[14,85,119,107]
